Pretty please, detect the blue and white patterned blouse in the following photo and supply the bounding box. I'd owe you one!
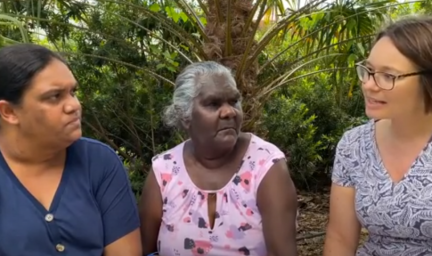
[332,119,432,256]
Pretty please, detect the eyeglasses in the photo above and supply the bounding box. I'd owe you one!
[355,63,430,90]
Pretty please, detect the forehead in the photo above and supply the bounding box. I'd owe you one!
[28,58,77,93]
[197,73,238,97]
[367,36,416,72]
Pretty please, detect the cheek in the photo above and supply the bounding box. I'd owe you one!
[190,108,212,128]
[37,106,63,129]
[34,109,52,128]
[17,109,46,132]
[389,83,423,108]
[236,108,244,120]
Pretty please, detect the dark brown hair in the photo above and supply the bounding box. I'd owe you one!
[375,15,432,113]
[0,44,65,105]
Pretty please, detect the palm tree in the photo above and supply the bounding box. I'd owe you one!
[171,0,394,131]
[0,0,408,133]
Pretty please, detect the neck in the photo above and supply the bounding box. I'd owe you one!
[388,113,432,141]
[0,130,65,165]
[189,136,241,169]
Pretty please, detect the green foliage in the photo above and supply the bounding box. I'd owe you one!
[0,0,425,192]
[263,65,368,189]
[264,95,323,186]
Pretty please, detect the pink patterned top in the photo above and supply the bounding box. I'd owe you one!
[152,134,286,256]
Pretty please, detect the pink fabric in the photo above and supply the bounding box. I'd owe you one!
[152,134,285,256]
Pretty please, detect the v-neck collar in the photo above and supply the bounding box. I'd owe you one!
[0,147,73,214]
[369,119,432,185]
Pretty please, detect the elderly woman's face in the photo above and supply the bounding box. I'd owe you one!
[187,73,243,147]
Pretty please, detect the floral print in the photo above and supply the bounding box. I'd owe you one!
[332,119,432,255]
[152,134,285,256]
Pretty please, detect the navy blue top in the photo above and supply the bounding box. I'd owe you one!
[0,138,140,256]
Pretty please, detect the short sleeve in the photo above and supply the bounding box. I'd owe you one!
[252,143,297,228]
[332,132,355,187]
[254,148,286,192]
[93,147,140,246]
[151,151,176,195]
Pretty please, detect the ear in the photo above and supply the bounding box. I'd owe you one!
[0,100,20,125]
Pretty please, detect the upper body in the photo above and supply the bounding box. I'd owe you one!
[0,137,140,256]
[331,119,432,255]
[0,44,142,256]
[139,61,298,256]
[152,133,286,256]
[324,16,432,256]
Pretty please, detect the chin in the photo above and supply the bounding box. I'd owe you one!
[365,108,390,120]
[72,129,82,139]
[65,129,82,145]
[217,135,238,147]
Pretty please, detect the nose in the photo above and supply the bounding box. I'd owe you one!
[63,94,81,114]
[219,103,236,119]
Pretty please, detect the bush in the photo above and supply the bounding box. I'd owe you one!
[263,72,367,190]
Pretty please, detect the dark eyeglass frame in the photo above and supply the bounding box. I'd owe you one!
[355,63,430,91]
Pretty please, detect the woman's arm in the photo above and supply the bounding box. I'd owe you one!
[104,230,142,256]
[323,130,361,256]
[139,169,163,255]
[323,184,360,256]
[93,148,142,256]
[257,159,298,256]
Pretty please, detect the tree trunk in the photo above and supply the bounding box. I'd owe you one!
[204,0,263,134]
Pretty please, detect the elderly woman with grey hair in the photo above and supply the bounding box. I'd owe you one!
[139,61,298,256]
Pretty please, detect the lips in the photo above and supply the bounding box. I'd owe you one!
[219,127,235,132]
[367,97,386,104]
[366,98,387,104]
[365,97,387,110]
[67,116,81,125]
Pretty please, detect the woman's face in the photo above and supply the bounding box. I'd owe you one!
[0,58,82,147]
[185,73,243,149]
[362,36,425,120]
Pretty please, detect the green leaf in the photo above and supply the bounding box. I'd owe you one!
[199,16,207,26]
[180,12,188,23]
[357,42,365,56]
[347,54,357,67]
[149,3,161,12]
[165,6,180,23]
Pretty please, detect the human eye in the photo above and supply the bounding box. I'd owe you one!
[229,99,239,106]
[48,93,61,101]
[206,100,219,108]
[382,73,396,82]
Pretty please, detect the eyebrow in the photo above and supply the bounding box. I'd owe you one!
[202,91,241,100]
[364,60,402,73]
[40,83,79,95]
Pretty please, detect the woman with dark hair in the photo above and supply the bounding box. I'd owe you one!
[0,44,142,256]
[139,61,298,256]
[324,16,432,256]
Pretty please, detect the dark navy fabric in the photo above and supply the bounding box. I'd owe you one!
[0,138,140,256]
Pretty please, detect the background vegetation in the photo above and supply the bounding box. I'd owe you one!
[1,0,431,254]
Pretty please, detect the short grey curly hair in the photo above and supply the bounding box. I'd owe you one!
[163,61,238,129]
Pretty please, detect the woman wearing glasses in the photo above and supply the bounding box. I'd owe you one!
[324,16,432,256]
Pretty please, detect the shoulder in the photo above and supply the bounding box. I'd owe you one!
[338,120,373,148]
[150,142,185,191]
[70,137,119,159]
[248,133,285,159]
[151,142,184,165]
[331,120,373,186]
[246,134,286,189]
[68,137,125,183]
